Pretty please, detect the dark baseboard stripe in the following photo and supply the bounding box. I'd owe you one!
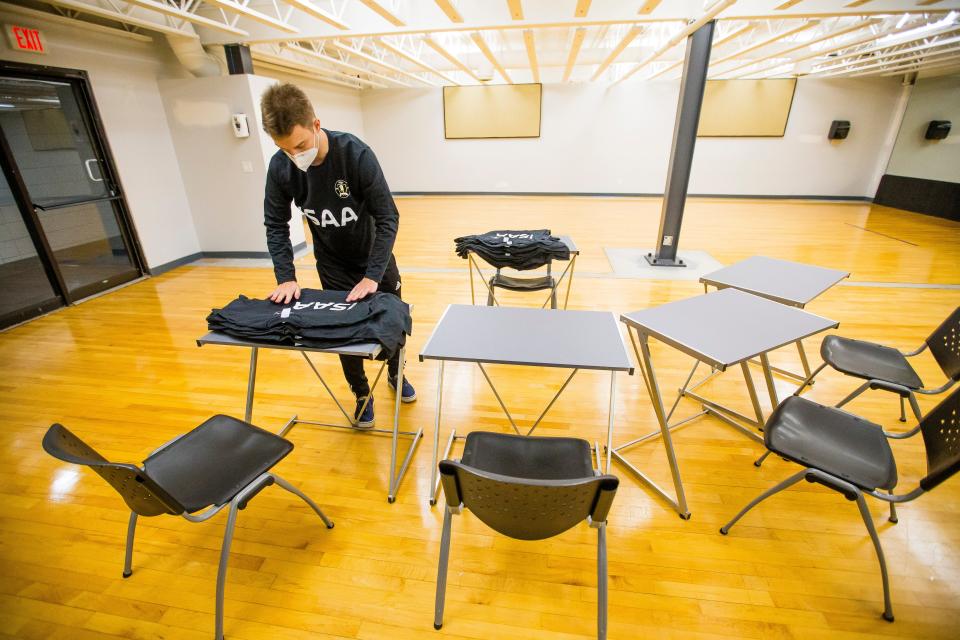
[147,242,308,276]
[874,174,960,222]
[200,250,274,259]
[149,251,202,276]
[391,191,872,202]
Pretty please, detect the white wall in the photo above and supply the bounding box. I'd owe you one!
[158,71,366,256]
[886,74,960,184]
[0,10,200,270]
[256,70,367,139]
[159,73,302,254]
[360,78,905,198]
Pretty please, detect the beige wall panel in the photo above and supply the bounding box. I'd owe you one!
[443,84,541,139]
[698,79,797,137]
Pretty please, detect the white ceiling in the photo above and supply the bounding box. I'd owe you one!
[24,1,960,88]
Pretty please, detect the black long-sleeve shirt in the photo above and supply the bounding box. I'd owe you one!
[264,129,399,285]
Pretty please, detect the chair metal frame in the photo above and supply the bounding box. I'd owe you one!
[128,469,333,640]
[722,389,960,622]
[801,306,959,421]
[434,444,616,639]
[467,251,577,310]
[755,309,959,469]
[44,423,334,640]
[720,466,913,621]
[803,342,955,423]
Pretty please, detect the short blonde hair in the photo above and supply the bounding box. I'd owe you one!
[260,82,315,138]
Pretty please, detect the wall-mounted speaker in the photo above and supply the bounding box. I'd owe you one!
[925,120,951,140]
[224,44,254,75]
[828,120,850,140]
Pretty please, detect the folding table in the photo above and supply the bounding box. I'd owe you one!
[700,256,849,382]
[197,331,423,503]
[419,304,634,505]
[615,288,839,519]
[466,235,579,310]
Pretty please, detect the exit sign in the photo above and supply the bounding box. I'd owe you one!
[6,25,45,54]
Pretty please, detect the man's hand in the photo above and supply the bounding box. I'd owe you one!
[269,280,301,304]
[346,277,378,302]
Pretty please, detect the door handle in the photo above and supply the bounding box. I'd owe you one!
[84,158,104,182]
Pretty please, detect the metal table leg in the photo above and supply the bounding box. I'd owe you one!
[430,361,448,506]
[795,339,813,379]
[283,348,422,503]
[387,346,424,503]
[698,362,765,445]
[244,346,258,422]
[742,361,765,425]
[612,331,690,519]
[759,352,780,410]
[606,371,616,473]
[468,254,476,305]
[429,359,583,503]
[563,254,577,310]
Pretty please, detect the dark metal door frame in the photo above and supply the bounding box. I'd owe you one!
[0,60,147,320]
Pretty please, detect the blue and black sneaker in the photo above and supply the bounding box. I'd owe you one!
[354,397,375,429]
[388,376,417,403]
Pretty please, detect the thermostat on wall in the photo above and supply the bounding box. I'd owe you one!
[231,114,250,138]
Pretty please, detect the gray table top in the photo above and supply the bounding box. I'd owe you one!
[419,304,633,372]
[558,235,579,255]
[700,255,849,307]
[621,288,838,370]
[197,331,382,359]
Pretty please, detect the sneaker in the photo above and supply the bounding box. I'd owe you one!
[354,397,375,429]
[388,376,417,403]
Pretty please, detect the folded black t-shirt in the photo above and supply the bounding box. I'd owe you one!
[454,229,570,270]
[207,289,411,356]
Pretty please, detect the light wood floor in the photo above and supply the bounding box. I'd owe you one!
[2,196,959,639]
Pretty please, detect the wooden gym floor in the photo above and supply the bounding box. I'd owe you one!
[1,196,959,639]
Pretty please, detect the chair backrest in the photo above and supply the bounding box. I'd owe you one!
[439,460,618,540]
[926,306,960,382]
[919,387,960,492]
[42,424,184,517]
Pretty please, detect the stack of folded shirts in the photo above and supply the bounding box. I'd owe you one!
[454,229,570,270]
[207,288,412,357]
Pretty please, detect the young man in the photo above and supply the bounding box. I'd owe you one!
[260,82,415,428]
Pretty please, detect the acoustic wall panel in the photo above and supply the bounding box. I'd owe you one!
[697,79,797,137]
[443,84,542,139]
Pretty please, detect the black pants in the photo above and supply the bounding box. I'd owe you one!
[318,257,402,398]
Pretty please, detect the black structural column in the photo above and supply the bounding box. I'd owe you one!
[646,20,715,267]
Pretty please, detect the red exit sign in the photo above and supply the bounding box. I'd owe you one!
[6,25,46,54]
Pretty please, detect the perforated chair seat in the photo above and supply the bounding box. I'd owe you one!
[461,431,594,479]
[490,273,556,292]
[143,414,293,513]
[766,396,897,491]
[821,335,923,390]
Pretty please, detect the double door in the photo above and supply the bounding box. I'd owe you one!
[0,61,144,329]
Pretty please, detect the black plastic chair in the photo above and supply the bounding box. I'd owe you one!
[42,415,334,640]
[720,387,960,622]
[435,431,618,639]
[487,269,558,309]
[801,306,959,423]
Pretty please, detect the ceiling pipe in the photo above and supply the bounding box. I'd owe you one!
[167,26,225,77]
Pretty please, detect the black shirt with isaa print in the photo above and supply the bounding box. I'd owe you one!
[264,129,399,287]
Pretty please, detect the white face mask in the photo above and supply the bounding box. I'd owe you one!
[286,128,319,172]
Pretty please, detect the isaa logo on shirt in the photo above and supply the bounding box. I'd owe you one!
[334,179,350,199]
